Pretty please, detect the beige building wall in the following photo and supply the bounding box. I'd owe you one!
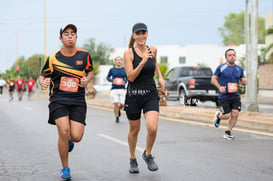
[259,64,273,89]
[259,12,273,90]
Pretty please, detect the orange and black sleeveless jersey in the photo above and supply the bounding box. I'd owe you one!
[41,48,93,105]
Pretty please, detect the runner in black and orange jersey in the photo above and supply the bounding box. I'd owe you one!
[8,76,16,102]
[38,24,93,180]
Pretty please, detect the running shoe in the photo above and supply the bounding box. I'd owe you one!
[68,140,74,152]
[213,111,221,128]
[60,167,71,180]
[223,131,234,140]
[142,150,158,171]
[129,158,139,173]
[115,117,119,123]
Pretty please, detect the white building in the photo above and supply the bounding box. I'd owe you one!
[110,44,264,71]
[94,44,265,85]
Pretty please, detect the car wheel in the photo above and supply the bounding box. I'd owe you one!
[179,89,189,106]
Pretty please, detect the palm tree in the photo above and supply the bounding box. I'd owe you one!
[264,26,273,63]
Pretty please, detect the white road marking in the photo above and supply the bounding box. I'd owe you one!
[97,133,144,152]
[24,106,32,111]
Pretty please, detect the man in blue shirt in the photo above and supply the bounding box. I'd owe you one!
[211,48,248,140]
[106,56,128,123]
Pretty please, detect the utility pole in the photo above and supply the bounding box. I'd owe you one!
[44,0,47,64]
[247,0,259,112]
[245,0,250,108]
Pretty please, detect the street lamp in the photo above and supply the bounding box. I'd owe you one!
[0,23,29,73]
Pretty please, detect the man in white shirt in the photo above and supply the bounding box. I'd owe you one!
[0,77,6,96]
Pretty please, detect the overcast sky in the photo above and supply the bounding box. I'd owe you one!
[0,0,272,73]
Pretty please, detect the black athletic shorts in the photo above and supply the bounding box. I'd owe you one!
[218,95,241,115]
[124,91,160,120]
[9,86,15,92]
[48,101,87,125]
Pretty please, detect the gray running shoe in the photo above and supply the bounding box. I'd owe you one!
[142,150,158,171]
[129,158,139,173]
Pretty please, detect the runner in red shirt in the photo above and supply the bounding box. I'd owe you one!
[27,76,35,100]
[16,75,24,101]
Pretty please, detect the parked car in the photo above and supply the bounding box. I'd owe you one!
[165,66,219,107]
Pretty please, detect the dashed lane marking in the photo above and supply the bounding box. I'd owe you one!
[24,106,32,111]
[97,133,144,152]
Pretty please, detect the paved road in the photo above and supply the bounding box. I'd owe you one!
[0,92,273,181]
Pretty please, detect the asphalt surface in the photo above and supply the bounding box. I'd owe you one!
[0,91,273,181]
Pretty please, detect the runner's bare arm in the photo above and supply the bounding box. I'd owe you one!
[79,71,94,88]
[211,75,226,93]
[38,75,50,90]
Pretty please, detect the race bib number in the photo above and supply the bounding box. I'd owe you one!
[59,77,79,92]
[113,78,125,85]
[227,83,238,93]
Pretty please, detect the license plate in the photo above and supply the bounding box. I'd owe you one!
[208,90,216,94]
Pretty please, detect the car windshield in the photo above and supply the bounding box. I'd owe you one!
[185,67,212,76]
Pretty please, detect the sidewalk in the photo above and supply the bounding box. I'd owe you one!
[86,96,273,134]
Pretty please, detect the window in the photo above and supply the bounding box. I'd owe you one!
[160,56,168,63]
[179,56,186,64]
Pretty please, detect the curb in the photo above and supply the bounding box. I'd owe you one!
[86,98,273,134]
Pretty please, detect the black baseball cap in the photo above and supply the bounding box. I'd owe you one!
[132,23,148,33]
[59,24,77,37]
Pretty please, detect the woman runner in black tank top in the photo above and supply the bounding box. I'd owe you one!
[123,22,165,173]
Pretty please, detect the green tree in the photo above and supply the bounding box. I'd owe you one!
[264,26,273,63]
[218,11,265,46]
[154,63,169,80]
[82,38,113,65]
[7,55,42,81]
[197,62,208,67]
[24,54,43,80]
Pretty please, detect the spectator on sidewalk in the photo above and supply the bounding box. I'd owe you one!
[211,48,248,140]
[106,56,127,123]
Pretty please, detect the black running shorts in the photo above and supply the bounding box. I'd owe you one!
[218,95,241,115]
[124,91,160,120]
[48,102,87,125]
[9,86,15,92]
